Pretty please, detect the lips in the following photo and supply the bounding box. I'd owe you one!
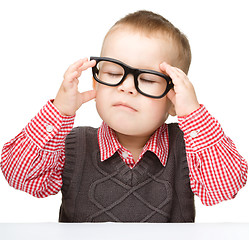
[113,102,138,112]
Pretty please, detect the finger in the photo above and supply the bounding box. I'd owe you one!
[160,62,179,79]
[64,70,79,83]
[173,66,185,74]
[165,65,180,82]
[79,59,96,71]
[71,58,88,71]
[73,60,96,80]
[79,89,96,104]
[160,62,186,78]
[64,59,85,79]
[159,62,169,75]
[160,62,189,87]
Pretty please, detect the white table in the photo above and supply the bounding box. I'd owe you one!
[1,223,248,240]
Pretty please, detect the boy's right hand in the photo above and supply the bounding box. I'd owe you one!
[53,58,96,116]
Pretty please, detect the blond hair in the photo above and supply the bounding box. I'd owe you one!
[104,10,191,74]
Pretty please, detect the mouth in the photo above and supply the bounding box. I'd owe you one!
[113,102,138,112]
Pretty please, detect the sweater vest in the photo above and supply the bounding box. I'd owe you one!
[59,123,195,222]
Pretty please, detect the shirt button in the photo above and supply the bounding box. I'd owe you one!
[122,151,129,159]
[46,125,54,133]
[190,130,198,138]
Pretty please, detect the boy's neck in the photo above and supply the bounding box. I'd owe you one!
[115,131,151,162]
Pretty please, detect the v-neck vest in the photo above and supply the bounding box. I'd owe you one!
[59,123,195,222]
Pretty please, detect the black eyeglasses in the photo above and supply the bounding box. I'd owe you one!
[90,56,173,99]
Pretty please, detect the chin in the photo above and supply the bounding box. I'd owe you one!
[110,123,137,135]
[108,121,156,138]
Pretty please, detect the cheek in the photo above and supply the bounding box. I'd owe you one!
[95,84,107,102]
[95,85,112,118]
[95,89,105,115]
[142,99,170,130]
[145,98,169,119]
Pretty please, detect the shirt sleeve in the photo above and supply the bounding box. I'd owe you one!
[0,100,75,198]
[178,105,248,206]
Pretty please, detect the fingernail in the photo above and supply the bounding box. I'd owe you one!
[160,62,166,68]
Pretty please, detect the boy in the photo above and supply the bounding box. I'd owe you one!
[1,10,247,222]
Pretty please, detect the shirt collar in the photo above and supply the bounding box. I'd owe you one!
[97,122,169,167]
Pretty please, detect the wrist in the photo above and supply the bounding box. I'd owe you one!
[178,104,202,121]
[52,99,76,117]
[177,103,200,118]
[25,100,75,149]
[178,104,224,151]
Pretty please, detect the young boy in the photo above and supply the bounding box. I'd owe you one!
[1,10,247,222]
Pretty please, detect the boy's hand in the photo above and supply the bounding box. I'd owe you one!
[160,62,200,117]
[53,58,96,116]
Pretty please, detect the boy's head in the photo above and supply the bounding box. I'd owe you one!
[102,10,191,74]
[94,10,191,138]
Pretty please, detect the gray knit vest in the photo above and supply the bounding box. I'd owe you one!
[59,123,195,222]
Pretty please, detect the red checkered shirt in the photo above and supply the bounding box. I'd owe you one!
[1,100,248,205]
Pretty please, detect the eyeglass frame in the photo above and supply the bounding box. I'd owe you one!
[90,56,174,99]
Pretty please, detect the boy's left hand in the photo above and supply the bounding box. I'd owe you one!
[160,62,200,117]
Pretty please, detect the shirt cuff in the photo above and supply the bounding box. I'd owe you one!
[178,105,225,152]
[24,100,75,149]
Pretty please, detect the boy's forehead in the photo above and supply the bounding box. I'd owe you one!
[102,25,172,51]
[101,26,179,68]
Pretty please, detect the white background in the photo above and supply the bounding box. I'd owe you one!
[0,0,248,223]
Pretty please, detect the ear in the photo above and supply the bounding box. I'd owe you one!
[167,99,176,116]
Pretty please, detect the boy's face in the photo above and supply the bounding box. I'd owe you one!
[95,26,177,138]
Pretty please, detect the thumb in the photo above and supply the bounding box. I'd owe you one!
[166,89,177,116]
[166,88,176,105]
[79,89,96,105]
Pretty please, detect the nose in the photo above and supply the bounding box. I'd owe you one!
[117,74,138,96]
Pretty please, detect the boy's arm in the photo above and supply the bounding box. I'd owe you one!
[1,100,75,198]
[160,62,248,206]
[178,105,248,206]
[1,58,96,198]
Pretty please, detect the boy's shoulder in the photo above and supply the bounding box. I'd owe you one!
[65,126,99,147]
[67,126,98,136]
[167,122,185,146]
[167,122,180,130]
[167,122,183,135]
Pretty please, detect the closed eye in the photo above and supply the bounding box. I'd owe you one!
[139,78,156,84]
[107,72,123,77]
